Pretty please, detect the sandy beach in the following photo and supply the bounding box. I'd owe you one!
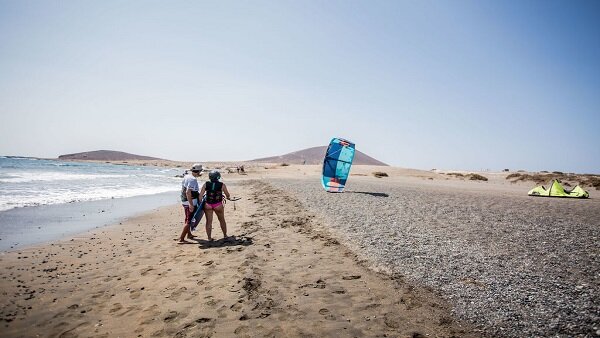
[1,165,598,337]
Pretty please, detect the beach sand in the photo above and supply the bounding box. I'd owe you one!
[1,165,598,337]
[0,175,476,337]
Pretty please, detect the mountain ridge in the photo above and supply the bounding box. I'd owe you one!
[58,150,163,161]
[249,146,388,166]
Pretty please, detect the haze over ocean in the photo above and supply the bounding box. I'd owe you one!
[0,1,598,173]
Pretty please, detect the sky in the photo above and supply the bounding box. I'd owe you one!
[1,0,599,173]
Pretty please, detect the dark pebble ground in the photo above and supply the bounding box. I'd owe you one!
[269,177,600,338]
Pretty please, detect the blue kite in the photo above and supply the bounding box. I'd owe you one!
[322,137,355,192]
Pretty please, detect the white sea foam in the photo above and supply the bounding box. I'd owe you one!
[0,172,130,183]
[0,185,179,212]
[0,157,183,212]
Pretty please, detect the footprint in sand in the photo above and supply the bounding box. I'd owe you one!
[139,304,161,325]
[52,321,91,338]
[168,286,187,301]
[176,317,216,337]
[342,275,361,280]
[129,289,141,300]
[331,286,347,294]
[230,301,243,312]
[384,312,406,329]
[217,305,229,318]
[234,325,250,335]
[90,291,105,299]
[151,328,165,336]
[120,305,140,316]
[318,308,336,320]
[140,267,154,276]
[108,303,123,313]
[163,310,179,322]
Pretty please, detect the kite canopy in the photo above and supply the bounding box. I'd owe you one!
[322,137,355,193]
[528,179,589,198]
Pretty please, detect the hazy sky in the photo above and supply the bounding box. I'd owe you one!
[1,1,599,173]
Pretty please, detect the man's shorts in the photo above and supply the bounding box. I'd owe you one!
[183,205,192,225]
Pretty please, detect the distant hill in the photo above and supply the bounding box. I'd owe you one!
[250,146,388,166]
[58,150,162,161]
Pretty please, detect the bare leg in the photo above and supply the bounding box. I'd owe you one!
[204,207,214,240]
[187,225,196,239]
[213,205,227,237]
[179,224,190,243]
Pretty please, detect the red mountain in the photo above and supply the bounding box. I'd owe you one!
[58,150,163,161]
[250,146,388,166]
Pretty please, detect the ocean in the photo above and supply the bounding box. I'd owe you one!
[0,157,181,211]
[0,157,183,250]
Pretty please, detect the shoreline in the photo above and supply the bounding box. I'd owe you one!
[0,192,179,252]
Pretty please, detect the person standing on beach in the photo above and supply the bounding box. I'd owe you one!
[179,164,203,244]
[199,170,231,241]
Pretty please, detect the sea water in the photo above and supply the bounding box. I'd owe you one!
[0,157,184,250]
[0,157,182,211]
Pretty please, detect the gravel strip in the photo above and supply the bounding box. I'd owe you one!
[268,178,600,337]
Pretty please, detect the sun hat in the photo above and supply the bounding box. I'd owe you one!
[191,163,203,172]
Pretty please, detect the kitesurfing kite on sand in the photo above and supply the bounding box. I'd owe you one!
[322,137,355,193]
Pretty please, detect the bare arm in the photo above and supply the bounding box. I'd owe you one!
[199,183,206,199]
[222,184,231,200]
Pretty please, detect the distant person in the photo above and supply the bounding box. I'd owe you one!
[179,163,203,244]
[199,170,231,240]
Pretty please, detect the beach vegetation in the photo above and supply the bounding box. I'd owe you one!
[280,163,290,166]
[469,174,488,181]
[588,176,600,189]
[373,171,388,178]
[506,172,600,190]
[446,172,487,181]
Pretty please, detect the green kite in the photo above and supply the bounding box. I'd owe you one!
[528,179,589,198]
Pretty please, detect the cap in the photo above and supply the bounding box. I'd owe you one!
[191,163,203,172]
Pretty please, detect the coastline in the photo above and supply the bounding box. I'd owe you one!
[0,192,179,252]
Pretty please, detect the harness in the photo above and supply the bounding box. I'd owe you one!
[205,181,223,204]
